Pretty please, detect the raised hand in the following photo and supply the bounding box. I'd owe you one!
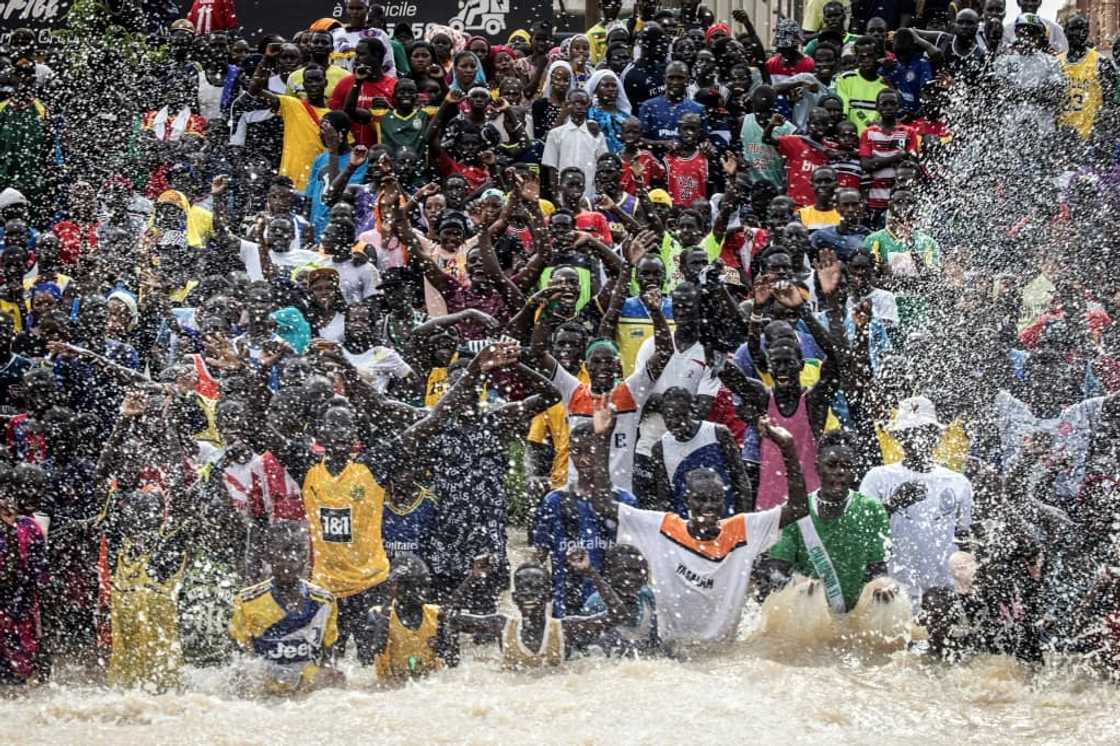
[567,547,592,575]
[591,395,616,437]
[813,248,843,298]
[349,144,369,168]
[640,285,663,311]
[758,415,795,450]
[475,340,521,371]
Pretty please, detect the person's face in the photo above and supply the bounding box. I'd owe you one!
[836,122,859,150]
[3,220,28,249]
[586,346,621,390]
[847,253,873,292]
[766,198,794,230]
[345,302,375,338]
[265,217,295,251]
[322,220,354,257]
[245,286,272,324]
[877,92,899,120]
[894,425,942,461]
[816,445,856,501]
[468,87,490,112]
[766,345,804,391]
[392,79,418,111]
[751,88,776,116]
[303,68,327,100]
[1,249,25,284]
[552,326,584,370]
[106,298,133,335]
[955,12,979,40]
[278,43,302,73]
[561,171,586,202]
[605,550,648,597]
[822,4,846,32]
[837,191,862,223]
[620,118,642,145]
[811,168,837,203]
[512,567,550,613]
[458,133,483,161]
[216,399,250,442]
[571,37,591,64]
[764,251,794,283]
[856,43,878,76]
[432,34,453,61]
[444,177,468,207]
[682,249,708,281]
[595,75,619,107]
[395,566,432,605]
[346,0,370,26]
[890,192,916,221]
[813,48,837,82]
[866,19,888,45]
[665,66,689,98]
[672,38,696,66]
[531,30,552,55]
[318,405,358,454]
[636,257,664,291]
[1066,17,1089,48]
[464,245,485,283]
[170,28,194,57]
[230,39,250,65]
[781,223,810,265]
[308,31,333,61]
[31,291,56,319]
[676,215,703,247]
[77,297,109,339]
[595,158,621,193]
[671,284,700,322]
[1019,0,1041,12]
[489,50,513,79]
[983,0,1005,22]
[410,45,433,73]
[569,429,599,473]
[549,65,571,97]
[455,54,479,86]
[499,76,523,102]
[550,214,575,248]
[684,478,724,529]
[607,45,631,74]
[694,49,716,79]
[271,535,309,585]
[602,0,622,18]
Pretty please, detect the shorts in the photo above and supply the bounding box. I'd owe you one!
[335,583,389,665]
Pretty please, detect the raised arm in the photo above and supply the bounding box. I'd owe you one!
[476,218,525,309]
[641,286,674,382]
[718,424,754,513]
[716,355,770,423]
[558,549,631,644]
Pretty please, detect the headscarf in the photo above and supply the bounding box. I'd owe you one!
[774,17,802,49]
[586,69,631,114]
[561,34,590,61]
[108,287,139,330]
[541,60,574,102]
[425,24,466,59]
[448,51,487,93]
[270,306,311,354]
[309,17,342,33]
[507,29,531,47]
[705,23,731,43]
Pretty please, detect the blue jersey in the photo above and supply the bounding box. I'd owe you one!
[638,96,706,150]
[882,57,934,115]
[381,491,437,563]
[532,487,637,618]
[581,586,660,657]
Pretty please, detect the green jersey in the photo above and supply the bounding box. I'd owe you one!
[834,70,889,134]
[769,491,890,611]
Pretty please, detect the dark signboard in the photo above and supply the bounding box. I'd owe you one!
[1,0,552,45]
[239,0,552,42]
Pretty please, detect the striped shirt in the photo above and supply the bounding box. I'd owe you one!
[858,123,918,209]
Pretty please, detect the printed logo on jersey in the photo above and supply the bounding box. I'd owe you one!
[320,507,353,543]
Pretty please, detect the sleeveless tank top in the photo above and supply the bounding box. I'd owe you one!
[756,391,821,511]
[501,615,565,670]
[373,604,443,681]
[660,421,734,517]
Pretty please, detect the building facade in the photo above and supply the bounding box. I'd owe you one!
[1058,0,1119,50]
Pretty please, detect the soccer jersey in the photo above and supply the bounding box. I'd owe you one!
[1060,48,1105,140]
[659,421,733,518]
[616,503,782,642]
[858,123,918,209]
[302,461,390,598]
[616,295,675,376]
[373,603,443,682]
[533,487,638,617]
[276,96,329,191]
[775,135,831,207]
[551,362,657,494]
[798,205,841,231]
[381,489,437,562]
[374,108,430,155]
[664,150,709,206]
[834,70,889,134]
[229,578,338,691]
[769,491,890,611]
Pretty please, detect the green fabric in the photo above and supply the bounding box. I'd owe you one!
[539,265,593,311]
[629,233,683,296]
[769,491,889,612]
[864,227,939,331]
[379,108,429,156]
[391,39,410,76]
[834,71,889,133]
[0,102,52,224]
[804,32,858,56]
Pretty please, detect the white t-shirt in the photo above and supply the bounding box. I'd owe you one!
[859,463,973,605]
[328,257,380,306]
[617,503,782,642]
[552,360,656,493]
[343,346,413,392]
[239,240,322,282]
[632,337,720,457]
[995,390,1103,500]
[317,311,345,342]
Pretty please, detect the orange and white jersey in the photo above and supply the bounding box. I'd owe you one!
[551,361,657,493]
[617,503,782,643]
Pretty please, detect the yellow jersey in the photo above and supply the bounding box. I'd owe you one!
[876,416,970,473]
[108,536,187,690]
[229,579,338,692]
[798,206,841,231]
[527,366,591,488]
[1060,48,1103,141]
[276,96,329,191]
[303,461,390,598]
[373,603,443,682]
[501,616,565,670]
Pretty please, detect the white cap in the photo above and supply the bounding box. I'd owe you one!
[886,396,945,432]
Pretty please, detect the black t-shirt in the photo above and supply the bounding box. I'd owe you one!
[0,353,32,410]
[623,61,667,111]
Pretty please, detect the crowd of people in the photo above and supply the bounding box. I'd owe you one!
[1,0,1120,693]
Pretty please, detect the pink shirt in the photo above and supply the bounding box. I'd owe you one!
[755,391,821,510]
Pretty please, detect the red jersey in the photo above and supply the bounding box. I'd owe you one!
[51,220,97,266]
[329,74,399,145]
[619,150,665,195]
[775,135,831,207]
[187,0,238,34]
[575,211,613,246]
[664,150,709,206]
[764,54,816,81]
[858,123,918,209]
